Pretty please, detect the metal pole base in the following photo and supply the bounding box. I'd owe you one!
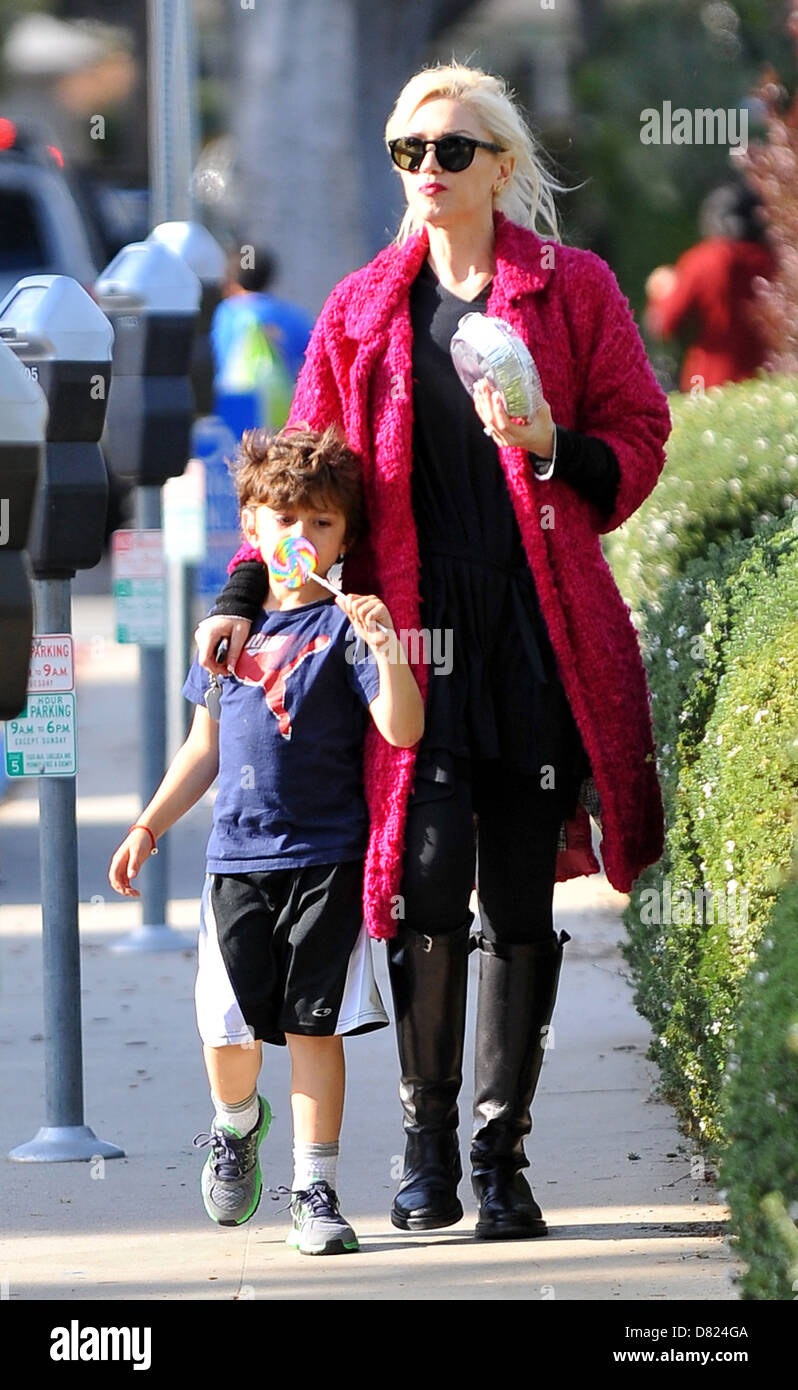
[9,1125,125,1163]
[110,923,196,953]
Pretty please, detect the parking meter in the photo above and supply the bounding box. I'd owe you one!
[95,241,201,485]
[0,337,47,718]
[148,221,226,416]
[0,276,113,578]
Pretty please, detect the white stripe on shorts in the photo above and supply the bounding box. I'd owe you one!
[335,922,390,1036]
[195,875,255,1048]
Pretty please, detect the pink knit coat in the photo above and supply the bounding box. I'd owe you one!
[233,212,672,939]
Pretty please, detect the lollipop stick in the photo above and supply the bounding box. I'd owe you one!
[311,570,390,636]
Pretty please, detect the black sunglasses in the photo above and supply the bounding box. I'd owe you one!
[388,134,505,173]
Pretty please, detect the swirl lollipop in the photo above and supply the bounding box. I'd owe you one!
[269,536,389,634]
[271,535,320,590]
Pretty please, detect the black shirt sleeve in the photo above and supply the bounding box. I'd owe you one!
[211,560,269,622]
[531,426,621,518]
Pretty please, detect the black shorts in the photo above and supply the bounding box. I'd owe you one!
[195,860,388,1047]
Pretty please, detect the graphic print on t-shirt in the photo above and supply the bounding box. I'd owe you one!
[234,632,332,740]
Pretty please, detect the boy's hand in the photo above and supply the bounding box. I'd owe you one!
[108,829,155,898]
[338,592,394,656]
[194,616,251,674]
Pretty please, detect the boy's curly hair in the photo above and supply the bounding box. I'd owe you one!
[229,423,367,547]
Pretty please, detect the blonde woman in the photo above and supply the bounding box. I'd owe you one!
[197,62,671,1240]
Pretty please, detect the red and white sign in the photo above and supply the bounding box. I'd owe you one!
[111,529,165,580]
[28,633,74,693]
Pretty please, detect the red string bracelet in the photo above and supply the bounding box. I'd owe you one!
[129,824,158,855]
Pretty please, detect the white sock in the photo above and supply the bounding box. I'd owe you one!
[293,1141,339,1192]
[212,1088,259,1137]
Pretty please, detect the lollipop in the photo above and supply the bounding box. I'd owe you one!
[269,536,389,634]
[271,535,319,590]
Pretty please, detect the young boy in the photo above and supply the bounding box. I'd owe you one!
[108,425,424,1255]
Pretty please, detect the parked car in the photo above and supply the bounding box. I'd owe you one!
[0,120,149,538]
[0,119,98,301]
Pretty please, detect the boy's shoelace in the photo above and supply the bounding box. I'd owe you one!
[263,1183,292,1210]
[192,1129,247,1180]
[292,1182,339,1216]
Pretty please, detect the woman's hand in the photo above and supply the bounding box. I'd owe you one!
[194,616,252,674]
[108,828,155,898]
[338,592,394,657]
[472,377,555,457]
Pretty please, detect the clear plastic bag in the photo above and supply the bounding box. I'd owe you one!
[450,312,544,418]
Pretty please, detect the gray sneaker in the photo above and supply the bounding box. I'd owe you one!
[287,1180,359,1255]
[192,1096,272,1227]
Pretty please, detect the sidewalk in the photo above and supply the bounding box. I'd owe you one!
[0,587,741,1301]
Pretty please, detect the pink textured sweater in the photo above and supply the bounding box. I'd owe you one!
[231,212,672,938]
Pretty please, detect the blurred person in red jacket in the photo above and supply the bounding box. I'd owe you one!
[645,182,776,392]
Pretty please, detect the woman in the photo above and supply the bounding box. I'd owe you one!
[645,181,775,391]
[196,63,671,1241]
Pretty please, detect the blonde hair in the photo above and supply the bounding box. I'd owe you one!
[384,61,574,245]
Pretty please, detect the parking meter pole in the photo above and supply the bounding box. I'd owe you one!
[147,224,226,759]
[96,239,200,954]
[112,484,192,953]
[0,275,124,1163]
[167,556,195,756]
[9,579,124,1162]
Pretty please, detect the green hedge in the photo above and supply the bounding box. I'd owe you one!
[619,514,798,1139]
[606,373,798,1297]
[720,861,798,1300]
[603,374,798,623]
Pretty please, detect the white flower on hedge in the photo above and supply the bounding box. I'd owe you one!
[725,859,734,872]
[702,430,716,444]
[753,710,767,723]
[725,840,735,851]
[728,478,742,496]
[658,1035,669,1047]
[716,733,723,744]
[676,625,687,638]
[754,437,768,449]
[727,879,737,892]
[702,781,713,797]
[755,972,768,984]
[708,1021,722,1034]
[697,805,705,818]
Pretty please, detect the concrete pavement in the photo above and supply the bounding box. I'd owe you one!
[0,583,741,1301]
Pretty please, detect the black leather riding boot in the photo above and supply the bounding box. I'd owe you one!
[470,929,570,1239]
[387,920,471,1231]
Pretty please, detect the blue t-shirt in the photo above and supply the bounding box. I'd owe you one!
[210,292,314,382]
[182,596,381,872]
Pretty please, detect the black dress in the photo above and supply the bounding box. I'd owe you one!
[408,259,609,816]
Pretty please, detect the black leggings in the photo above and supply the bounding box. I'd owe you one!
[398,757,580,946]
